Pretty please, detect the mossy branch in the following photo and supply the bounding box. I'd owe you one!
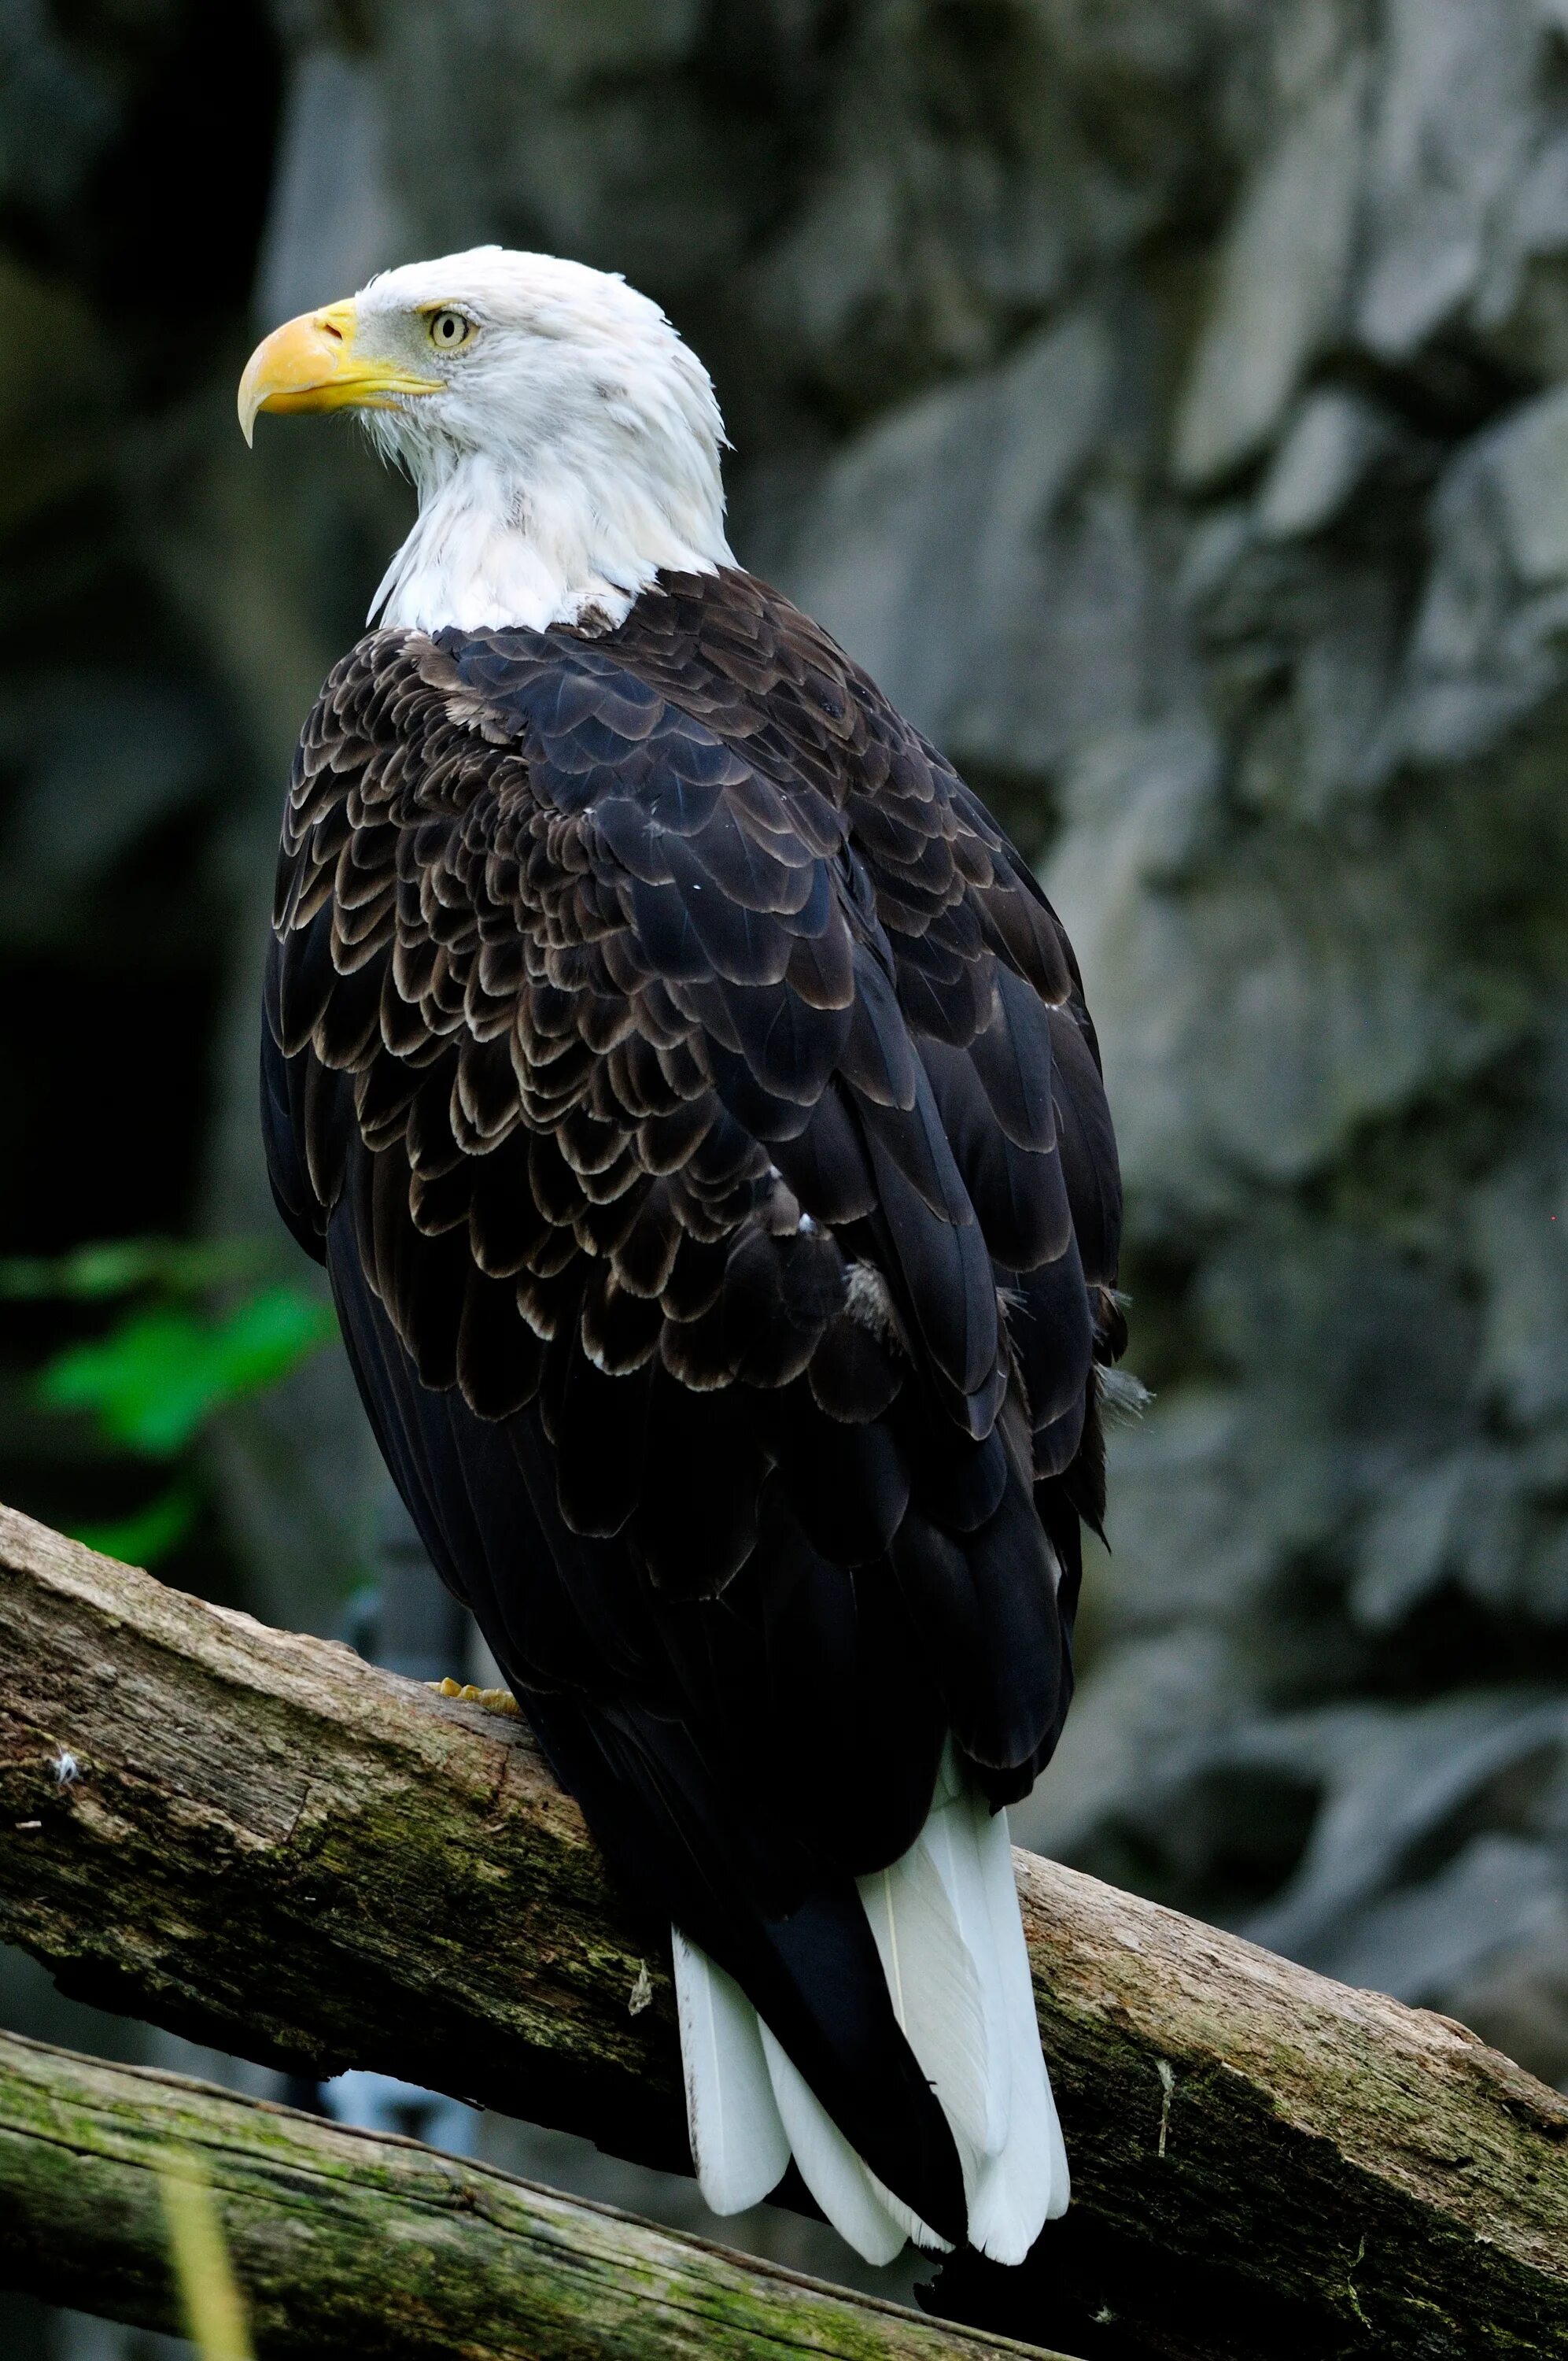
[1,1501,1566,2359]
[0,2027,1065,2361]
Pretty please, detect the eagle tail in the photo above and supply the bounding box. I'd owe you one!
[673,1748,1068,2265]
[758,2019,924,2263]
[958,1772,1072,2263]
[671,1927,790,2215]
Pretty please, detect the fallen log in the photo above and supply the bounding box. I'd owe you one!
[0,1501,1564,2359]
[0,2027,1068,2360]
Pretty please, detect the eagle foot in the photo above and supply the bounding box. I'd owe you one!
[427,1676,522,1717]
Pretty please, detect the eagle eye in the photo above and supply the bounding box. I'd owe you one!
[427,309,474,352]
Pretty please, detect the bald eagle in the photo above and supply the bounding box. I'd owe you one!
[242,248,1123,2267]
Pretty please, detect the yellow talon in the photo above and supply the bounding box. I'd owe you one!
[428,1676,522,1717]
[474,1684,521,1716]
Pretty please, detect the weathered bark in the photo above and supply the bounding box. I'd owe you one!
[0,2027,1067,2361]
[1,1498,1565,2361]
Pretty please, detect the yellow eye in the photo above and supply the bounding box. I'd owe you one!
[427,309,473,351]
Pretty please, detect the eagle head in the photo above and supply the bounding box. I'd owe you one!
[238,246,731,634]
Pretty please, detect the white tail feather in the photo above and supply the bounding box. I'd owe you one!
[670,1756,1069,2267]
[671,1928,790,2215]
[965,1790,1071,2262]
[856,1840,989,2180]
[915,1784,1012,2162]
[757,2023,913,2263]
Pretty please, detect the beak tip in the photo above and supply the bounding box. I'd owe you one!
[236,298,430,447]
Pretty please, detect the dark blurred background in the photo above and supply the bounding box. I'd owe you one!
[6,1,1568,2351]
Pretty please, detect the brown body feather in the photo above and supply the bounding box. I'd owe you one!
[262,566,1123,2238]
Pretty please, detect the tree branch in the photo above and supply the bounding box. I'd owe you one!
[0,1500,1565,2360]
[0,2027,1068,2361]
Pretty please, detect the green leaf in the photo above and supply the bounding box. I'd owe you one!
[201,1284,338,1404]
[0,1236,273,1302]
[72,1483,198,1568]
[37,1284,334,1455]
[41,1309,213,1454]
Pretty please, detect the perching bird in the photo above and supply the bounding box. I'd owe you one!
[241,248,1123,2267]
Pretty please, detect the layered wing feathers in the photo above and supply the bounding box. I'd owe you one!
[268,575,1117,1643]
[264,567,1121,2240]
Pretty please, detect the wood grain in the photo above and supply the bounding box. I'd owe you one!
[0,2028,1072,2361]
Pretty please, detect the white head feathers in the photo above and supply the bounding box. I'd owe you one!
[356,248,732,635]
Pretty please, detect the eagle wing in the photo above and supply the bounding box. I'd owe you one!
[262,567,1121,2234]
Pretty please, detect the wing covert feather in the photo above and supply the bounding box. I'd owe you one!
[264,562,1122,1923]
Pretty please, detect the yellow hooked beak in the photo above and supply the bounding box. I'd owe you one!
[237,301,443,445]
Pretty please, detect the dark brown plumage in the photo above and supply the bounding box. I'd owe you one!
[263,564,1123,2241]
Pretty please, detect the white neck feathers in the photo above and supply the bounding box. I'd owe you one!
[371,441,731,636]
[319,247,735,635]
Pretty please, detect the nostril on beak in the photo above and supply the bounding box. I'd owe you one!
[319,317,344,342]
